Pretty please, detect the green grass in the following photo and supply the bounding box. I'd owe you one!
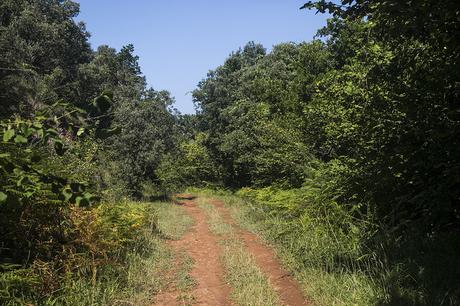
[152,202,196,305]
[197,199,233,236]
[54,232,174,306]
[191,187,460,305]
[114,201,195,306]
[221,243,279,306]
[155,201,195,239]
[198,198,280,306]
[195,191,385,306]
[173,250,196,305]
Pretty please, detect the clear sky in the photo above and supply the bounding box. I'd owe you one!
[75,0,330,114]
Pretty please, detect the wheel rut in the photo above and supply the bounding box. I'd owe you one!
[152,195,232,306]
[153,195,308,306]
[209,198,309,306]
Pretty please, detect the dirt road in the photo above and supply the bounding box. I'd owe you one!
[153,195,308,306]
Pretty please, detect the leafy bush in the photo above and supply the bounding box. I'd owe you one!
[230,164,460,305]
[0,201,159,305]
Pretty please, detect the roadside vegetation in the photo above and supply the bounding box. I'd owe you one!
[204,190,385,305]
[178,1,459,303]
[1,1,191,305]
[1,201,194,305]
[195,188,460,305]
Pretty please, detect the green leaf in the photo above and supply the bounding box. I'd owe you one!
[62,188,73,202]
[54,140,66,156]
[14,135,28,144]
[46,128,59,136]
[75,107,87,114]
[17,176,32,187]
[23,127,33,138]
[102,90,114,100]
[3,129,15,142]
[77,127,85,136]
[76,196,90,207]
[84,192,100,203]
[0,192,7,203]
[37,129,44,138]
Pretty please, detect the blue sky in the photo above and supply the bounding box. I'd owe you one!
[75,0,330,114]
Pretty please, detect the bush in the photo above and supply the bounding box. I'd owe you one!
[0,201,158,305]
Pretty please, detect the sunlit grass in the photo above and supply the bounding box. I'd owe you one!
[155,201,194,239]
[197,199,233,236]
[11,201,197,306]
[211,192,386,306]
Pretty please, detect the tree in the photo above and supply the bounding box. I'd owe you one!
[108,89,178,197]
[0,0,91,117]
[302,0,460,231]
[192,41,330,188]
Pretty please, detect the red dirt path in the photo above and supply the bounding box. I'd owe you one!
[152,197,232,306]
[209,198,309,306]
[153,196,308,306]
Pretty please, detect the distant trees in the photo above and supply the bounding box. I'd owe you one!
[191,41,329,188]
[109,89,178,196]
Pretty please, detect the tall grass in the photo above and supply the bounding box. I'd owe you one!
[200,187,460,305]
[225,192,385,306]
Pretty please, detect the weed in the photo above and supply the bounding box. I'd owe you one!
[155,202,194,240]
[202,190,386,305]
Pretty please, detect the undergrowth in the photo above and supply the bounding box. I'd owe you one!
[218,190,383,304]
[192,187,460,305]
[0,201,194,306]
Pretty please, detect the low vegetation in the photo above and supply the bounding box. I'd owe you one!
[196,188,460,305]
[0,200,193,305]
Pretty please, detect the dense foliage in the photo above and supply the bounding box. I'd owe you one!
[0,1,181,304]
[167,0,459,304]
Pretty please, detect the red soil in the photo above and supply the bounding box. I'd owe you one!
[152,198,232,306]
[209,198,309,306]
[153,196,308,306]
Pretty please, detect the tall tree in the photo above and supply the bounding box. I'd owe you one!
[193,41,331,187]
